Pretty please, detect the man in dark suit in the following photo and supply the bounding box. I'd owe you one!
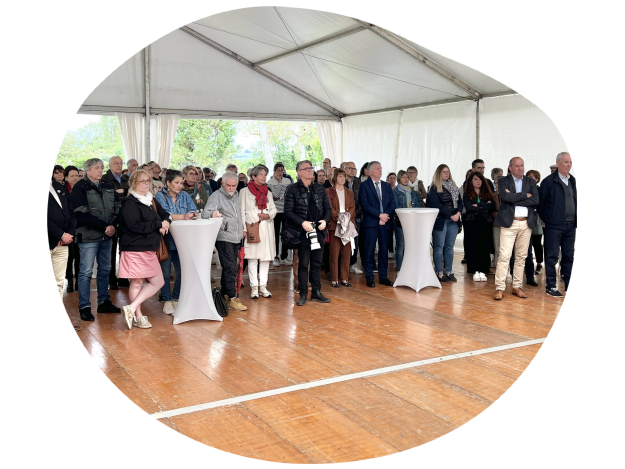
[359,161,396,288]
[48,179,79,331]
[538,152,576,298]
[493,157,539,301]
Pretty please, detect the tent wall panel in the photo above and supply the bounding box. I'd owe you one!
[342,111,401,172]
[83,54,144,108]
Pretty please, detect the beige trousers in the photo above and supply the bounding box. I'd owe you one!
[50,245,69,299]
[495,220,532,291]
[492,226,501,266]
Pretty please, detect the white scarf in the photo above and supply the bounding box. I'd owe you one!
[407,179,421,189]
[129,188,153,206]
[49,183,62,208]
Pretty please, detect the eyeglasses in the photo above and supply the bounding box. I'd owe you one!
[138,179,151,184]
[188,172,197,176]
[346,167,356,171]
[299,166,313,171]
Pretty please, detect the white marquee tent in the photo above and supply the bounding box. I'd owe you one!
[80,6,568,181]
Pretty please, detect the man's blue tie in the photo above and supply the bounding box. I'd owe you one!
[375,181,383,213]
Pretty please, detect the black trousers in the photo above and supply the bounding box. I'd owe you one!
[297,230,325,295]
[531,234,544,264]
[464,218,492,274]
[65,242,80,286]
[216,240,241,298]
[544,223,575,290]
[350,218,360,266]
[273,213,289,260]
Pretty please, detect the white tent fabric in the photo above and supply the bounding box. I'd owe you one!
[342,111,401,171]
[118,113,145,164]
[479,94,569,176]
[149,114,180,168]
[397,101,476,186]
[316,120,343,165]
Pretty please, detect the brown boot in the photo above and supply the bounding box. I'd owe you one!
[512,287,528,298]
[494,290,504,301]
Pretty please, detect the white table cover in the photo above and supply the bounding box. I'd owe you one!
[393,208,441,292]
[168,218,223,324]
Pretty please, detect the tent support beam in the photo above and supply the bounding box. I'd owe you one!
[476,99,480,159]
[253,25,366,66]
[356,20,482,100]
[344,97,474,117]
[180,26,345,118]
[144,46,150,163]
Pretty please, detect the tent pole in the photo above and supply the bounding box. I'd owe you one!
[476,99,480,160]
[144,46,150,164]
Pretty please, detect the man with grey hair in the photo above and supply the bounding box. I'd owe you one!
[202,171,247,311]
[126,158,138,175]
[102,156,130,289]
[538,152,576,298]
[70,158,122,321]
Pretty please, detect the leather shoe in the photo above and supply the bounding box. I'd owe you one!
[494,290,504,301]
[512,287,528,298]
[97,299,121,313]
[296,294,307,306]
[310,290,331,303]
[379,278,394,287]
[109,283,119,290]
[526,278,538,287]
[331,282,340,288]
[340,281,352,287]
[366,278,376,288]
[66,284,74,293]
[79,307,95,321]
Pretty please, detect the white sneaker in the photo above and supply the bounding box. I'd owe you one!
[163,301,175,315]
[133,316,152,329]
[121,305,134,330]
[479,272,487,281]
[281,259,293,266]
[259,285,272,298]
[272,257,281,267]
[473,272,481,282]
[350,264,363,274]
[388,252,395,259]
[251,286,259,299]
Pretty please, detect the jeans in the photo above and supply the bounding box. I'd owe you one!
[78,238,112,310]
[393,223,405,270]
[432,218,459,275]
[159,249,181,301]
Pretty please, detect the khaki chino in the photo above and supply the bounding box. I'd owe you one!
[495,219,532,291]
[50,245,69,299]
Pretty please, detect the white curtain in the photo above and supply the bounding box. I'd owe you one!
[397,101,476,187]
[342,111,401,174]
[316,120,343,166]
[117,113,145,164]
[479,94,569,177]
[149,114,180,168]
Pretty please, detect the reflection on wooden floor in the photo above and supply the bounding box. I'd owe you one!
[64,253,563,463]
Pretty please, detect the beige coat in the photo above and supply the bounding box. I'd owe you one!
[240,187,277,261]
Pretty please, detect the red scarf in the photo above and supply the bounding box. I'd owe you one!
[65,182,73,194]
[247,181,268,210]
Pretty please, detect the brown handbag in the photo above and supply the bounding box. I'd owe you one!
[152,199,169,261]
[246,221,261,243]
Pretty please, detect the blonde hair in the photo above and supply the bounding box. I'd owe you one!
[129,169,152,192]
[431,164,457,193]
[182,165,198,177]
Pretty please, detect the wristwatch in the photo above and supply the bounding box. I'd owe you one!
[167,215,173,224]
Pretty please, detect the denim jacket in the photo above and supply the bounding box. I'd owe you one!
[392,186,420,210]
[154,188,197,250]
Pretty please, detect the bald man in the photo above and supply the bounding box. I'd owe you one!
[102,156,130,289]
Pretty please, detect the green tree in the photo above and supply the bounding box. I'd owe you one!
[56,116,124,168]
[170,119,240,171]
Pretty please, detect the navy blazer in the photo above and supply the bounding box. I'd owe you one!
[359,178,396,230]
[47,181,75,250]
[494,174,539,229]
[425,185,464,231]
[538,171,577,229]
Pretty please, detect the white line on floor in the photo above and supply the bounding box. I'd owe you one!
[151,337,546,420]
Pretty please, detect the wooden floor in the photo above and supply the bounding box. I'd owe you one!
[63,252,563,463]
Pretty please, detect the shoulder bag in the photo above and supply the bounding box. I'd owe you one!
[212,287,229,317]
[151,199,169,262]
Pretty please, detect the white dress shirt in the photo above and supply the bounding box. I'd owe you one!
[558,172,570,186]
[512,176,528,218]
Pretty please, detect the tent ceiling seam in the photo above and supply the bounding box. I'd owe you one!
[180,25,345,118]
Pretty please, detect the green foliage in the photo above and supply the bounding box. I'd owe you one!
[170,119,240,171]
[56,116,124,168]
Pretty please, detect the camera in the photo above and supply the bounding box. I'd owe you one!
[306,222,321,250]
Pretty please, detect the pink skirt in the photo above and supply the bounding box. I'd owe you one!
[119,251,162,279]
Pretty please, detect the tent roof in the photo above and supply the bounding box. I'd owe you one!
[80,6,513,121]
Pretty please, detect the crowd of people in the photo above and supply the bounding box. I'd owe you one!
[48,152,575,331]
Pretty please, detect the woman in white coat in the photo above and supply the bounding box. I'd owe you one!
[240,165,277,299]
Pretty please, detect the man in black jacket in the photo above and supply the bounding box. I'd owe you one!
[48,180,75,297]
[538,152,576,298]
[493,157,539,301]
[101,156,130,289]
[284,160,332,306]
[70,158,122,321]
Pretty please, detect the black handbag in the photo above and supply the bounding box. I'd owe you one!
[212,287,229,317]
[281,226,301,249]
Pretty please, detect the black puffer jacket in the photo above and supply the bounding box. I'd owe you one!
[284,179,331,237]
[120,194,170,252]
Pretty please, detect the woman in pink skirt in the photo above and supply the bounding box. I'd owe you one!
[119,169,171,329]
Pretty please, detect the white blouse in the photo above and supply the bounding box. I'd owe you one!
[337,188,346,212]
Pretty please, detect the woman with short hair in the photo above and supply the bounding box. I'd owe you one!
[155,170,199,314]
[463,171,497,281]
[392,170,420,271]
[63,165,81,292]
[240,165,277,299]
[326,168,357,287]
[119,169,171,329]
[426,164,463,282]
[181,165,208,212]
